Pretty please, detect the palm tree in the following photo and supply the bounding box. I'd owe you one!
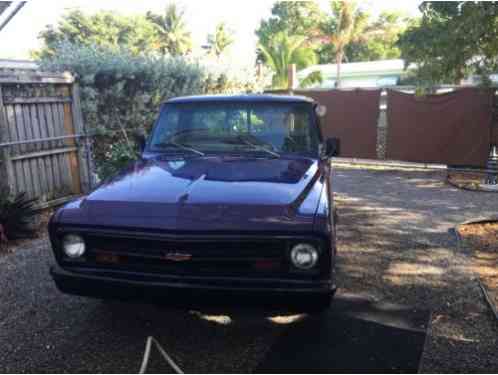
[146,3,192,56]
[318,1,369,87]
[206,22,235,60]
[258,32,322,89]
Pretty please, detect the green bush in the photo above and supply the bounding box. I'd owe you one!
[39,42,206,180]
[96,141,139,181]
[38,42,269,181]
[0,192,39,241]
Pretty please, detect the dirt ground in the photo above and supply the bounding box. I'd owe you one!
[458,222,498,311]
[333,166,498,373]
[1,166,498,373]
[447,171,497,190]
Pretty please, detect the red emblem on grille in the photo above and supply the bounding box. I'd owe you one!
[162,252,192,261]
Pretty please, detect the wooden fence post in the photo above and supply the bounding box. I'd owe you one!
[70,83,92,193]
[287,64,297,91]
[0,84,14,195]
[377,89,388,159]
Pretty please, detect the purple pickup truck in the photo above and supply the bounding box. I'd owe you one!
[48,94,340,311]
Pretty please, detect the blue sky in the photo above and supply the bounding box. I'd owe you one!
[0,0,421,65]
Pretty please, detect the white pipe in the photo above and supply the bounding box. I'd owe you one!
[139,336,183,374]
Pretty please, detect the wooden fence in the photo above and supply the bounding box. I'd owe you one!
[0,71,91,208]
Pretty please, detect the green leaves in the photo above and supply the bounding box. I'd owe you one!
[36,10,160,58]
[256,1,324,46]
[206,22,235,59]
[146,3,192,56]
[35,4,195,59]
[345,10,410,62]
[255,1,410,88]
[398,1,498,85]
[0,192,39,241]
[97,142,139,181]
[318,1,372,86]
[38,42,206,180]
[258,32,318,89]
[37,40,267,180]
[300,70,323,88]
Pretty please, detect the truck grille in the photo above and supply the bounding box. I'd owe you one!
[83,234,288,277]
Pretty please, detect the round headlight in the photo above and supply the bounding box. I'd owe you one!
[62,234,86,258]
[290,243,318,270]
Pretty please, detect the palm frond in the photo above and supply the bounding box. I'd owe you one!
[0,192,39,240]
[258,31,318,89]
[300,70,323,88]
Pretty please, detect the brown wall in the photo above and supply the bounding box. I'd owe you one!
[269,88,495,167]
[294,89,381,159]
[492,124,498,146]
[386,88,494,167]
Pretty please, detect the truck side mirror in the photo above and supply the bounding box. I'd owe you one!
[325,137,340,157]
[315,104,327,117]
[133,129,147,153]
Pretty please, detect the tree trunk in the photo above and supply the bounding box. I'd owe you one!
[335,50,343,88]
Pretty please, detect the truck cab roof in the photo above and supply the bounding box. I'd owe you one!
[163,94,315,105]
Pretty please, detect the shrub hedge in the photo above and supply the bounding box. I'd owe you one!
[39,42,206,180]
[39,42,270,181]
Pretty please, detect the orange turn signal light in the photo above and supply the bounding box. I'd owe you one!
[95,253,121,264]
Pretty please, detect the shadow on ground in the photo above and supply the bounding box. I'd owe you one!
[332,168,498,372]
[256,293,429,373]
[2,167,497,373]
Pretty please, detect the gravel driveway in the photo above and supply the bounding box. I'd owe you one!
[333,166,498,373]
[1,167,497,373]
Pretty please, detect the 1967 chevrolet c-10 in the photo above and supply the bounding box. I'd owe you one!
[49,94,340,311]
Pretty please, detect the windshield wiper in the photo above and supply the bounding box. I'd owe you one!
[244,145,281,158]
[153,141,205,156]
[233,137,280,158]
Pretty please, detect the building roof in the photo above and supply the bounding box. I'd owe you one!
[0,58,37,70]
[165,94,315,104]
[298,59,415,79]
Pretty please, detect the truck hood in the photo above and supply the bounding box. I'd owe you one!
[60,156,326,233]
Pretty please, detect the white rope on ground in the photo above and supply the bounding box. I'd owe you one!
[139,336,184,374]
[478,279,498,321]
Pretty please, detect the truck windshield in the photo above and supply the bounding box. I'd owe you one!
[148,101,320,157]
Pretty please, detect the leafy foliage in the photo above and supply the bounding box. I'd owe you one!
[96,142,139,181]
[318,1,370,87]
[35,10,160,58]
[398,2,498,85]
[146,3,193,56]
[344,11,411,62]
[258,32,321,89]
[256,1,324,45]
[202,67,272,94]
[0,192,39,241]
[38,40,266,180]
[255,1,410,88]
[206,22,235,59]
[36,5,194,59]
[38,41,206,180]
[299,70,324,89]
